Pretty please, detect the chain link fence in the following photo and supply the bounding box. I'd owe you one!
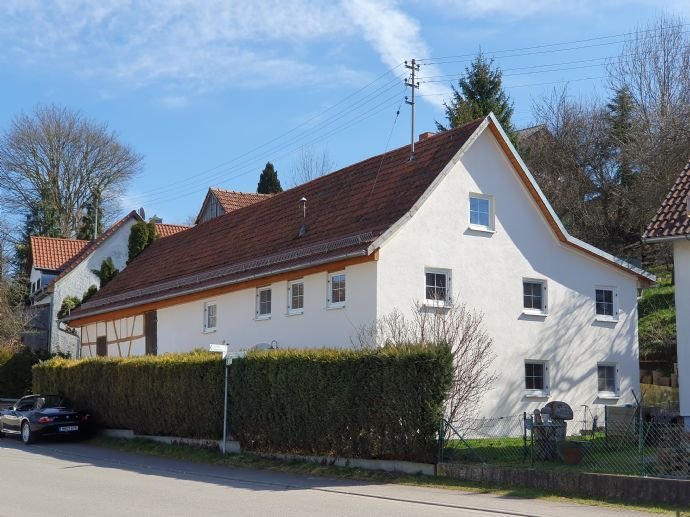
[440,405,690,479]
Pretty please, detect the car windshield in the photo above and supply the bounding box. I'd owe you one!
[35,395,70,409]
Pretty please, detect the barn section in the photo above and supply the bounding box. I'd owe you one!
[78,312,158,358]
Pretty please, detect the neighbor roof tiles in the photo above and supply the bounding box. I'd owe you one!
[644,160,690,239]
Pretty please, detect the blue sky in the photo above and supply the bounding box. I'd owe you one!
[0,1,686,225]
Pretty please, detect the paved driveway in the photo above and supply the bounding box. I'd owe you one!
[0,438,657,517]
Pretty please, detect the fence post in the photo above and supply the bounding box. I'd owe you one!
[638,406,645,477]
[523,412,527,461]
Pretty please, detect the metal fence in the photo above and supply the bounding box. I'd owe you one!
[440,406,690,479]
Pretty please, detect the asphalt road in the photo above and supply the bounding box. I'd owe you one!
[0,438,656,517]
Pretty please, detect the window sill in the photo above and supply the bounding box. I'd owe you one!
[327,304,346,310]
[595,316,619,324]
[287,310,304,317]
[202,329,216,334]
[522,309,548,318]
[467,225,496,234]
[255,315,271,321]
[423,301,450,309]
[525,391,549,398]
[597,393,620,400]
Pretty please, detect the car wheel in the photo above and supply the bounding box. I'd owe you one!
[21,421,35,445]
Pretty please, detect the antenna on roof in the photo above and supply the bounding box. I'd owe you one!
[404,58,420,161]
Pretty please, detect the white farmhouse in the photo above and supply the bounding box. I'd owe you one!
[66,115,653,417]
[28,212,188,356]
[644,160,690,426]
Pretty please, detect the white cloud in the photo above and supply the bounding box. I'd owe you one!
[343,0,451,108]
[0,0,448,108]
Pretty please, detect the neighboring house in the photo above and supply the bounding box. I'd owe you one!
[195,188,270,224]
[28,214,188,356]
[643,159,690,426]
[66,114,653,417]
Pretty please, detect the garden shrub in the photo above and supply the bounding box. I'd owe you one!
[0,346,52,398]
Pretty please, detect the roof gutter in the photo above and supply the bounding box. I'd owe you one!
[65,248,372,324]
[642,234,690,244]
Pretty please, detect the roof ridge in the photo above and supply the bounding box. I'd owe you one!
[30,235,91,243]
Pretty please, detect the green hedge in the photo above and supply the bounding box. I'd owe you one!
[230,346,453,462]
[32,346,453,462]
[0,347,52,398]
[33,351,224,439]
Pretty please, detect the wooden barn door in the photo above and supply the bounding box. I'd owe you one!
[144,311,158,355]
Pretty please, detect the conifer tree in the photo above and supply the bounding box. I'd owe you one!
[436,54,515,139]
[257,162,283,194]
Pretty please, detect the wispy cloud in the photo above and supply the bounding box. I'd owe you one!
[343,0,451,107]
[0,0,448,108]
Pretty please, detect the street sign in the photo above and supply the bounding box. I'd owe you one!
[226,351,246,365]
[209,343,228,353]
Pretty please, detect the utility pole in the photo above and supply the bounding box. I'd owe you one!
[404,59,420,161]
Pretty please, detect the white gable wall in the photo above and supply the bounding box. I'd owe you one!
[376,127,641,418]
[50,219,137,356]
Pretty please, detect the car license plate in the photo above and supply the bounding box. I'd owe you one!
[59,426,79,432]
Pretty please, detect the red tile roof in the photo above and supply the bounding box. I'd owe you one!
[68,114,652,322]
[644,160,690,240]
[30,236,90,271]
[70,119,485,318]
[212,189,271,212]
[155,223,190,238]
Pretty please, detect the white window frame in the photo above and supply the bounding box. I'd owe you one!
[256,286,272,320]
[522,278,548,316]
[595,286,618,322]
[327,272,346,309]
[524,359,549,398]
[287,279,304,315]
[468,193,495,232]
[203,301,217,333]
[424,268,452,307]
[597,362,619,398]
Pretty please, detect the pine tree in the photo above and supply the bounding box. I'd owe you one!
[606,87,636,188]
[257,162,283,194]
[436,54,515,139]
[15,187,64,272]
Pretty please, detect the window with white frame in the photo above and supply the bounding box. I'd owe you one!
[203,302,217,332]
[425,268,451,306]
[469,194,494,231]
[288,280,304,314]
[597,363,618,396]
[523,279,547,314]
[595,287,617,319]
[328,272,346,308]
[525,360,549,395]
[256,287,272,319]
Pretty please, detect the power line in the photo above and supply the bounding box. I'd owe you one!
[141,86,408,207]
[134,64,406,199]
[417,23,690,63]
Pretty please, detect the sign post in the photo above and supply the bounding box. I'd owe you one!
[209,344,245,454]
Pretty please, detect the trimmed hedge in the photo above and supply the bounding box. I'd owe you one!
[32,346,453,463]
[33,351,224,439]
[230,346,453,462]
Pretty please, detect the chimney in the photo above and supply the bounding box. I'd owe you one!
[419,131,434,141]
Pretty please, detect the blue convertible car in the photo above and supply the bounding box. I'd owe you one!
[0,395,92,444]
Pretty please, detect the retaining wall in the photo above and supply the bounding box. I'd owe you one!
[438,463,690,507]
